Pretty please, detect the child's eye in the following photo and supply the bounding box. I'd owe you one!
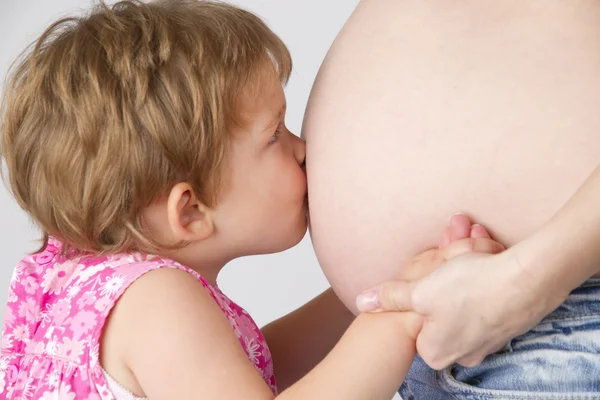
[269,128,282,144]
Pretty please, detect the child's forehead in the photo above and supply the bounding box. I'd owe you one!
[237,102,284,134]
[237,74,286,125]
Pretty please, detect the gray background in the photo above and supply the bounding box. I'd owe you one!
[0,1,401,398]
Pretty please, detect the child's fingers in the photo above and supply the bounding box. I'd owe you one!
[442,238,505,260]
[439,228,452,248]
[470,224,490,239]
[449,214,471,241]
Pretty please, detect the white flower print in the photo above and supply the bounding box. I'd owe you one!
[9,262,25,287]
[0,335,11,350]
[89,343,100,368]
[44,325,55,339]
[25,340,45,355]
[216,297,235,317]
[12,324,29,341]
[263,361,274,383]
[41,261,77,295]
[2,246,276,397]
[13,369,28,391]
[261,345,272,363]
[0,358,7,395]
[76,291,96,308]
[57,337,85,363]
[18,297,40,323]
[22,381,34,399]
[74,262,110,283]
[48,298,72,327]
[30,359,45,380]
[67,285,81,298]
[100,275,125,296]
[94,296,111,312]
[40,382,76,400]
[245,337,261,366]
[64,363,77,380]
[104,254,137,268]
[3,307,15,328]
[48,369,60,388]
[24,259,43,275]
[69,310,97,339]
[128,252,159,264]
[22,276,39,295]
[46,338,59,356]
[228,315,242,339]
[0,369,5,394]
[237,314,260,341]
[7,291,17,303]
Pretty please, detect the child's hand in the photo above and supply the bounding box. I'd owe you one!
[392,214,503,284]
[355,215,504,341]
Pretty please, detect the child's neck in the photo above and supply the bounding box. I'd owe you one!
[164,243,230,286]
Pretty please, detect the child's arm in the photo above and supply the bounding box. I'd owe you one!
[278,311,420,400]
[262,218,500,390]
[261,288,354,391]
[106,238,501,399]
[108,268,417,400]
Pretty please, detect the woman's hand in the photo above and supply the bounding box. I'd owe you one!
[356,215,570,370]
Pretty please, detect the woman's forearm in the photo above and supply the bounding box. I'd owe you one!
[518,164,600,292]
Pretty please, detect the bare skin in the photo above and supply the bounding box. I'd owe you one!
[303,0,600,312]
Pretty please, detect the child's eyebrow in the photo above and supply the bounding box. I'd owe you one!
[272,104,287,124]
[263,104,287,132]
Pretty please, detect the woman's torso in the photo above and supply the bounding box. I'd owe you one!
[304,0,600,311]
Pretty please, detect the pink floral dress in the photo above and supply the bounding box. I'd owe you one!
[1,237,277,398]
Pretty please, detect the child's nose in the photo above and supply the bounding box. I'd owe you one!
[291,133,306,167]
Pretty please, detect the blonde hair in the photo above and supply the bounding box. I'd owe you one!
[0,0,292,254]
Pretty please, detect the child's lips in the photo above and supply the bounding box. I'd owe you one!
[304,193,309,218]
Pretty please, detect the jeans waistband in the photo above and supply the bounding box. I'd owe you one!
[543,278,600,321]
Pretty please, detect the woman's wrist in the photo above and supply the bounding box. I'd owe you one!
[512,220,589,298]
[534,165,600,285]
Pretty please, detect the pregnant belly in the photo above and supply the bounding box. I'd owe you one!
[303,0,600,312]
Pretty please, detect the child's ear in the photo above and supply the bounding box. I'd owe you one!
[166,183,214,242]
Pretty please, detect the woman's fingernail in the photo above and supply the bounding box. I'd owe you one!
[356,291,379,312]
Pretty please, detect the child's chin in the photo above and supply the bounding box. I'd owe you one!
[268,225,308,254]
[291,224,309,246]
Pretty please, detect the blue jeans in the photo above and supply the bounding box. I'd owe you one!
[399,279,600,399]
